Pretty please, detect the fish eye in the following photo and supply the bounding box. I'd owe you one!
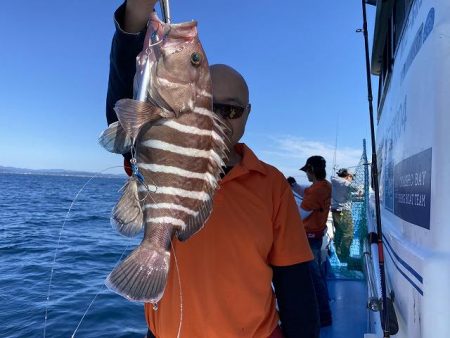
[190,52,202,66]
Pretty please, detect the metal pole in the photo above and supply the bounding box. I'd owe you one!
[360,1,390,337]
[160,0,171,23]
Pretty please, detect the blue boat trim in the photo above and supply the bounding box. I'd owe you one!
[383,235,423,283]
[383,238,423,295]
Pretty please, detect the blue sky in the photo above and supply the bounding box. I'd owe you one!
[0,1,376,182]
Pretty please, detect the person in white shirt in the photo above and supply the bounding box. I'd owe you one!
[330,168,358,263]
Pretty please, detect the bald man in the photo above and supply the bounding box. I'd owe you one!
[105,2,320,337]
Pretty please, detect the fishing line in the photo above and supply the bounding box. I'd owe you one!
[130,143,159,203]
[332,108,341,176]
[138,180,158,203]
[70,162,174,337]
[170,239,183,338]
[70,243,131,338]
[140,184,183,337]
[43,165,124,338]
[292,190,303,201]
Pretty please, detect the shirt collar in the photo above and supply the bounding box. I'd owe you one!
[221,143,266,184]
[235,143,267,175]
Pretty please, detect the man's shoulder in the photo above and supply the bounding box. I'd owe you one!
[240,144,281,176]
[307,180,331,195]
[257,158,288,184]
[332,176,348,186]
[239,144,290,193]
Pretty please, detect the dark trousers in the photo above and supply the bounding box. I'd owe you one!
[308,238,331,320]
[332,210,354,263]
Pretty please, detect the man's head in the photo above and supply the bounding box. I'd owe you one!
[300,156,327,182]
[210,64,251,147]
[337,168,353,181]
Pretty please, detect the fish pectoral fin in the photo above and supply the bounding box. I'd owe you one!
[111,178,144,237]
[98,121,132,154]
[105,243,170,303]
[114,99,175,140]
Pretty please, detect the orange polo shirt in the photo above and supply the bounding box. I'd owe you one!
[300,180,331,234]
[145,143,313,338]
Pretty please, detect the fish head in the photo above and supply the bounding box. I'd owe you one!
[151,19,211,115]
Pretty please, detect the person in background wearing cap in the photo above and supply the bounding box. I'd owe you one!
[288,156,332,327]
[331,168,358,264]
[105,1,320,337]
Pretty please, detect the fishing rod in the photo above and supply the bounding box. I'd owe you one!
[358,1,390,337]
[129,0,172,187]
[160,0,171,23]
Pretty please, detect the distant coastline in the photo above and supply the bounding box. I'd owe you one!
[0,165,126,179]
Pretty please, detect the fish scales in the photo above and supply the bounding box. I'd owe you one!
[137,116,220,221]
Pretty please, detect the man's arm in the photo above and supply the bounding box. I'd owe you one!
[300,186,318,221]
[291,182,308,198]
[270,185,318,336]
[124,0,157,32]
[298,206,313,220]
[106,1,158,173]
[106,1,157,125]
[272,263,320,338]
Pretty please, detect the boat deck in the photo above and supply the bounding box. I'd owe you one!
[320,279,368,338]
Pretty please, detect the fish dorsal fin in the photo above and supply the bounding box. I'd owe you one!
[113,99,174,140]
[111,178,144,237]
[98,121,132,154]
[176,114,230,241]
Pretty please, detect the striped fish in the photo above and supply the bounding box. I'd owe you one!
[99,13,229,303]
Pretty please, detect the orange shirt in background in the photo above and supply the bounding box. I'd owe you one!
[301,180,331,234]
[145,143,313,338]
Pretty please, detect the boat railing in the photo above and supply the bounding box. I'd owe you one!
[363,237,382,312]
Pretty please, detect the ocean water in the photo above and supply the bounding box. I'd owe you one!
[0,173,147,338]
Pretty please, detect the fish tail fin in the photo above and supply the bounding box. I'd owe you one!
[105,243,170,303]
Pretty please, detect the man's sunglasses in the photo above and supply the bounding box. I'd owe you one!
[213,103,247,120]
